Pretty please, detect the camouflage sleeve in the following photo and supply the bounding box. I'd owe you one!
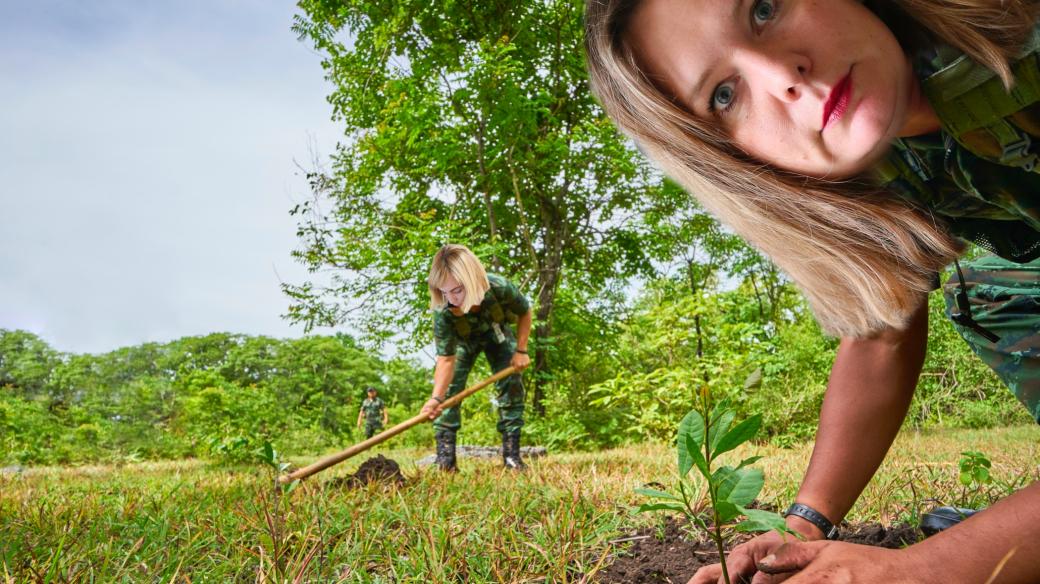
[433,311,457,356]
[495,277,531,316]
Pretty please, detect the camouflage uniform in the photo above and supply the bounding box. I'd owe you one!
[360,396,386,438]
[432,273,530,434]
[874,27,1040,422]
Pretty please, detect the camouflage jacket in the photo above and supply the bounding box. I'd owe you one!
[360,397,385,424]
[873,26,1040,262]
[432,273,531,356]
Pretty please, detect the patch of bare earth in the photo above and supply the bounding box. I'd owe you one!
[324,455,406,489]
[595,517,921,583]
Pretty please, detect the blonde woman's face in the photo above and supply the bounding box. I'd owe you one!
[438,275,466,307]
[627,0,927,178]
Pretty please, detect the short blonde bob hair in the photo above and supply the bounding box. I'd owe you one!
[428,244,491,312]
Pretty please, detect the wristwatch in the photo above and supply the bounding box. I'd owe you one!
[784,503,840,540]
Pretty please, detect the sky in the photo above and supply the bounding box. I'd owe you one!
[0,0,345,355]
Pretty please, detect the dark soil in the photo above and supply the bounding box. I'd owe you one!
[595,517,921,584]
[326,455,406,489]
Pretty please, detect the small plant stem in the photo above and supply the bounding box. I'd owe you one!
[713,507,730,584]
[701,386,731,584]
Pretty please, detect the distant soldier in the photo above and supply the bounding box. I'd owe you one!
[356,387,388,439]
[419,244,533,471]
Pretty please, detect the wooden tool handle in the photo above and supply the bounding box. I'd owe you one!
[279,365,520,483]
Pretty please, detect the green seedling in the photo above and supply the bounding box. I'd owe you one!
[957,450,992,508]
[637,386,793,584]
[959,450,992,487]
[256,440,299,493]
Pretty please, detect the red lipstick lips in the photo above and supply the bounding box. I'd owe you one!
[822,71,852,130]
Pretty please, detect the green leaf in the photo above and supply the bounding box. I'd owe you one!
[637,503,686,514]
[717,467,764,508]
[678,410,706,477]
[714,500,740,523]
[713,415,763,459]
[736,455,763,470]
[743,368,763,390]
[685,434,710,479]
[634,487,681,501]
[734,507,789,533]
[974,467,991,484]
[708,409,735,454]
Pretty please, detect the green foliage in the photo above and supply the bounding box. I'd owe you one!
[955,449,994,509]
[640,393,791,584]
[287,0,678,344]
[958,450,993,488]
[0,330,430,466]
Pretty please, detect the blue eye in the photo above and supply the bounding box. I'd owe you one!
[711,82,736,112]
[752,0,776,26]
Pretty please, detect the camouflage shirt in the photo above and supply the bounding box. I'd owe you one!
[873,26,1040,262]
[360,397,385,424]
[432,273,530,356]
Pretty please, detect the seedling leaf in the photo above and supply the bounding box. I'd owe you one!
[678,410,706,476]
[685,435,710,478]
[717,467,764,508]
[713,415,763,458]
[638,503,687,513]
[736,456,763,470]
[715,500,740,523]
[708,410,736,454]
[734,507,789,533]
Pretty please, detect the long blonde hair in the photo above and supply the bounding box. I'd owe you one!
[585,0,1039,337]
[428,244,491,312]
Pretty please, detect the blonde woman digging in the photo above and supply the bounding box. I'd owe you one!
[419,244,533,471]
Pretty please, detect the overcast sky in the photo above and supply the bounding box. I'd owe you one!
[0,1,345,355]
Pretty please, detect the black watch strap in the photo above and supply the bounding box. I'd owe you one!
[784,503,840,540]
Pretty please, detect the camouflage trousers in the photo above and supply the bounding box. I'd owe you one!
[942,254,1040,423]
[433,331,525,434]
[364,421,383,439]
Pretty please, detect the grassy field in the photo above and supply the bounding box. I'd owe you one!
[2,425,1038,583]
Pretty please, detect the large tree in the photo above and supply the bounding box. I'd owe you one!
[288,0,682,412]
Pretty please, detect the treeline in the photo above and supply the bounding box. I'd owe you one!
[3,272,1029,467]
[0,332,429,465]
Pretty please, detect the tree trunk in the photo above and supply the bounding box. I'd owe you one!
[530,200,566,417]
[687,260,704,359]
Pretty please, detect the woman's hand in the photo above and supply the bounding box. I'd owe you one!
[510,350,531,371]
[754,541,926,584]
[420,398,444,420]
[690,529,801,584]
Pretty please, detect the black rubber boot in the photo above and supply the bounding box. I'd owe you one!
[502,430,526,470]
[920,506,980,537]
[434,429,458,472]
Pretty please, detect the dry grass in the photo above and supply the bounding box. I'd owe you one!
[1,425,1037,582]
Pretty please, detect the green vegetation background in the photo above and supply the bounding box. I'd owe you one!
[2,0,1033,466]
[1,278,1028,466]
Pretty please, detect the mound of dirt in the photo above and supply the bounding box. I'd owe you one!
[594,517,922,583]
[326,455,406,489]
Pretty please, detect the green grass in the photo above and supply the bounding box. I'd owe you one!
[2,425,1038,583]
